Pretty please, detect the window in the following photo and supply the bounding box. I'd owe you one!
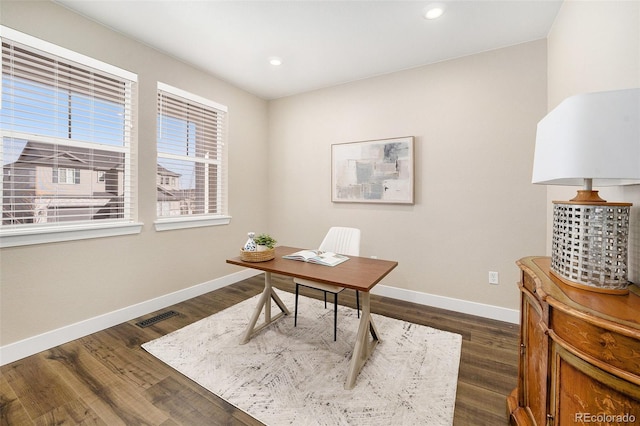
[155,82,229,230]
[53,168,80,184]
[0,27,140,247]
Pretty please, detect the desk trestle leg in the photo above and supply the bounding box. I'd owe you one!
[344,291,379,390]
[240,272,290,344]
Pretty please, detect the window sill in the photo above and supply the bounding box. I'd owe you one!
[154,215,231,232]
[0,222,143,248]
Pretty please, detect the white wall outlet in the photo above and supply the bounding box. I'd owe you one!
[489,271,499,285]
[370,255,378,259]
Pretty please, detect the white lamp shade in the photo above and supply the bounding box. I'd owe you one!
[532,88,640,186]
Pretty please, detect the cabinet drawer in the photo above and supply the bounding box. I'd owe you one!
[551,344,640,425]
[551,308,640,382]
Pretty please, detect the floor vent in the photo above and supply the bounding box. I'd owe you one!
[135,310,179,328]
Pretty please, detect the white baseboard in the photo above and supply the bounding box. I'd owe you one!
[1,270,518,366]
[371,284,520,324]
[0,269,261,366]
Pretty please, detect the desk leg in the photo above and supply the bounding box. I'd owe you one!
[240,272,290,344]
[344,291,379,390]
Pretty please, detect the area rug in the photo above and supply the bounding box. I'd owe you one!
[142,290,462,425]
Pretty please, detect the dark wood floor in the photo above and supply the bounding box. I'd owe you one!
[0,274,520,425]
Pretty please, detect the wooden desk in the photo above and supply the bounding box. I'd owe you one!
[227,245,398,390]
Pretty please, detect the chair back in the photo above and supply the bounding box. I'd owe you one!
[318,227,360,256]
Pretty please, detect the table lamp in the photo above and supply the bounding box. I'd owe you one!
[532,88,640,294]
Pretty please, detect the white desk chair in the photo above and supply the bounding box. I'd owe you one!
[294,227,361,341]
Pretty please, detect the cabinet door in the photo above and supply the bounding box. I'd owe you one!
[521,287,549,426]
[550,344,640,425]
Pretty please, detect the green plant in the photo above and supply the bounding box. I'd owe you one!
[254,233,277,249]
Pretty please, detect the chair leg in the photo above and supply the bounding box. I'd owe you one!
[334,292,338,341]
[295,284,300,327]
[324,291,327,308]
[356,290,360,318]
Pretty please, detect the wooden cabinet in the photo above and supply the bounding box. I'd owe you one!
[507,257,640,425]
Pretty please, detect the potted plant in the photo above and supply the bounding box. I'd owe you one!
[254,233,277,251]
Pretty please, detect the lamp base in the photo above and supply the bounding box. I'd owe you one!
[549,269,629,295]
[570,189,606,203]
[551,199,632,295]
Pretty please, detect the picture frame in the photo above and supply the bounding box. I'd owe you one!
[331,136,414,204]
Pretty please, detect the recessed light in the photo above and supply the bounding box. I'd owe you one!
[423,4,445,20]
[269,57,282,66]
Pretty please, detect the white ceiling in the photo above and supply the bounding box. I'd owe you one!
[55,0,563,100]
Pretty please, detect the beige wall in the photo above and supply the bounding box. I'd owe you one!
[546,0,640,283]
[268,40,549,309]
[0,1,269,345]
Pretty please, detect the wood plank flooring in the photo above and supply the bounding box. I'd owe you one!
[0,274,519,425]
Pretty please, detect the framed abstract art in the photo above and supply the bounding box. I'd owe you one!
[331,136,414,204]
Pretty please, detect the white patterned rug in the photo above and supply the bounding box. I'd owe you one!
[142,290,462,425]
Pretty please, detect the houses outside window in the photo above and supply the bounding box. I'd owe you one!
[0,26,139,246]
[155,82,230,230]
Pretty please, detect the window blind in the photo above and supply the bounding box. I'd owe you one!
[1,28,137,229]
[157,82,227,219]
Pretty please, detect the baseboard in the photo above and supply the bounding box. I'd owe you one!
[0,268,261,366]
[371,284,520,324]
[1,270,518,366]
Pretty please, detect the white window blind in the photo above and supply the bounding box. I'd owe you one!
[156,82,227,223]
[1,27,137,232]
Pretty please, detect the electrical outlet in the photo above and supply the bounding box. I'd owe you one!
[489,271,499,285]
[370,255,378,259]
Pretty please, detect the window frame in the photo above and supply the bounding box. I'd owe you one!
[0,26,142,248]
[154,82,230,231]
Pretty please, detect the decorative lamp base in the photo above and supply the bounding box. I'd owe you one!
[551,200,632,295]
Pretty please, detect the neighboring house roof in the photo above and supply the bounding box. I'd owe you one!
[10,141,124,170]
[4,141,192,201]
[157,186,195,202]
[157,185,181,201]
[157,163,181,177]
[6,142,187,181]
[36,198,113,207]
